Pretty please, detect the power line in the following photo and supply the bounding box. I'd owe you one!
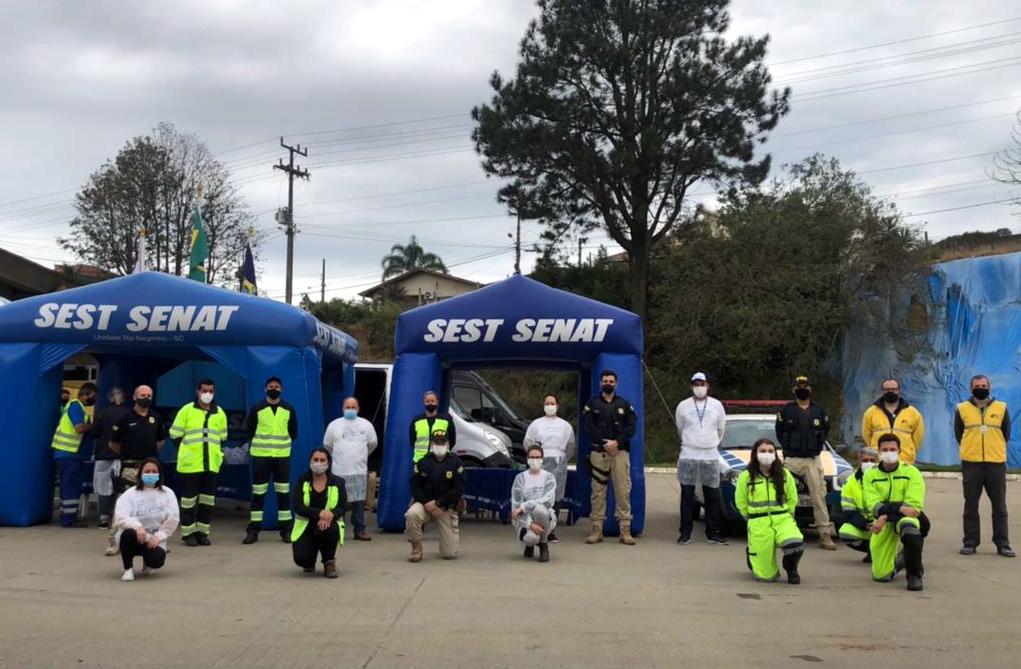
[903,197,1017,217]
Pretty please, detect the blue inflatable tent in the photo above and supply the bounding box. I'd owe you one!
[376,274,646,534]
[0,271,358,526]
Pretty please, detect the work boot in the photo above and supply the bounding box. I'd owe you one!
[619,524,636,546]
[538,543,550,563]
[302,565,315,573]
[280,525,292,543]
[585,525,604,544]
[183,535,199,547]
[408,541,423,563]
[997,545,1016,558]
[355,532,373,541]
[242,529,259,545]
[782,550,803,585]
[906,574,924,591]
[818,532,837,551]
[323,559,339,579]
[197,534,212,546]
[548,532,559,543]
[523,545,535,559]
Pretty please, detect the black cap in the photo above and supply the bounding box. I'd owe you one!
[430,431,449,445]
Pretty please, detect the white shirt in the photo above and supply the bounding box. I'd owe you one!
[112,486,180,549]
[323,416,378,478]
[523,416,576,460]
[675,396,726,462]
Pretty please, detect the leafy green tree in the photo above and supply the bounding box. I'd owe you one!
[472,0,790,318]
[380,235,447,279]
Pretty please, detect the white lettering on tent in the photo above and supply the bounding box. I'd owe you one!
[33,303,119,331]
[512,318,614,343]
[423,318,504,343]
[127,305,239,332]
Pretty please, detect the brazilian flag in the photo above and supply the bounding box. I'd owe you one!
[188,202,209,283]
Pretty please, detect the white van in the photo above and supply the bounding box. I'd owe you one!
[354,363,515,469]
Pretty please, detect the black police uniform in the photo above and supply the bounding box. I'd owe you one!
[411,452,467,510]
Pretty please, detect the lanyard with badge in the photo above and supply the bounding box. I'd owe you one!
[693,399,708,428]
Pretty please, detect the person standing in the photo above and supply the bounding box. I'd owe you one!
[511,445,558,563]
[861,378,925,465]
[168,379,228,547]
[775,376,837,550]
[291,448,346,578]
[735,439,805,584]
[91,386,130,529]
[955,374,1015,558]
[864,434,927,591]
[583,370,638,545]
[522,393,575,542]
[408,391,457,463]
[113,458,179,582]
[323,397,378,541]
[242,377,298,545]
[52,383,98,527]
[405,432,466,562]
[674,372,728,545]
[60,387,71,412]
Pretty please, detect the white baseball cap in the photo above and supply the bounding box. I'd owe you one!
[690,372,707,382]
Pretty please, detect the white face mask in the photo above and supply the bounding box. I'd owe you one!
[310,462,328,475]
[199,392,214,405]
[757,451,776,466]
[527,458,543,471]
[431,445,449,458]
[861,462,878,472]
[692,386,708,399]
[880,451,900,464]
[544,404,557,416]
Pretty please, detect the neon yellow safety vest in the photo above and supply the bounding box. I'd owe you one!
[413,417,449,463]
[863,464,925,518]
[840,473,871,520]
[290,480,345,544]
[734,468,798,519]
[957,400,1008,463]
[51,399,88,453]
[168,402,229,474]
[250,404,292,458]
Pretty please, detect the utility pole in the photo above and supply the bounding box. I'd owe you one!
[577,238,583,266]
[320,258,326,303]
[274,137,310,304]
[514,211,522,275]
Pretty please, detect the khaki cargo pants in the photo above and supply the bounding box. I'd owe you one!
[783,456,833,534]
[589,450,632,523]
[405,502,460,558]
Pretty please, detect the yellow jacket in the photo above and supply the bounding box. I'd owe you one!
[862,400,925,464]
[956,399,1009,463]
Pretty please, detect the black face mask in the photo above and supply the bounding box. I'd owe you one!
[266,389,282,400]
[425,404,438,413]
[136,398,152,409]
[794,388,811,401]
[882,391,899,404]
[601,384,615,395]
[972,388,990,400]
[82,396,96,407]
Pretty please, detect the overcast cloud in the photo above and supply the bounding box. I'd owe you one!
[1,1,1019,301]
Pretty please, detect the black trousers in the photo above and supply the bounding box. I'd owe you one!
[178,471,217,537]
[119,530,167,571]
[680,484,721,539]
[292,523,340,568]
[249,456,292,531]
[962,461,1010,548]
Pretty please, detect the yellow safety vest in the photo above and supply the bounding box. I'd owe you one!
[861,403,925,464]
[840,472,871,520]
[735,468,798,519]
[958,400,1008,463]
[168,402,229,474]
[863,464,925,517]
[51,399,88,453]
[413,417,449,463]
[290,480,345,544]
[250,404,292,458]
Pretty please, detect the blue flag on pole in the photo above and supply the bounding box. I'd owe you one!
[240,243,257,294]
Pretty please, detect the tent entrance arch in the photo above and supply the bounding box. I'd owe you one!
[376,275,645,535]
[0,272,358,527]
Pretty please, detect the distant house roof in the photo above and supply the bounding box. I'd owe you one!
[0,248,80,300]
[358,268,483,299]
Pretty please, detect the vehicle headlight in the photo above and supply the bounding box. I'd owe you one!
[484,429,510,457]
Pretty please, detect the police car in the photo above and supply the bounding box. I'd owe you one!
[715,401,852,531]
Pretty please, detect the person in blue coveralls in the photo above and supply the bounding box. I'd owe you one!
[51,382,98,527]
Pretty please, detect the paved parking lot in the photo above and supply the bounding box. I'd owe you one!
[0,473,1018,668]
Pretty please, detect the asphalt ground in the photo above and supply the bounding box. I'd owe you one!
[0,473,1018,669]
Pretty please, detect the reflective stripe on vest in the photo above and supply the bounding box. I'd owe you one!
[51,399,86,453]
[413,418,449,463]
[172,404,228,474]
[742,475,788,518]
[958,400,1007,463]
[251,404,293,458]
[290,480,345,544]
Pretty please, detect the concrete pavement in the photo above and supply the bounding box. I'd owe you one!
[0,474,1018,668]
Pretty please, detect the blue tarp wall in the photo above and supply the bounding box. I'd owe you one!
[376,275,646,534]
[0,272,358,526]
[843,252,1021,466]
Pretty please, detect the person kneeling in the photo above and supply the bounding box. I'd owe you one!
[838,447,880,563]
[735,439,805,584]
[405,432,466,562]
[864,434,926,592]
[113,458,179,582]
[512,445,557,563]
[292,448,346,578]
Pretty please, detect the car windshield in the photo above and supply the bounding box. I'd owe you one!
[449,399,472,422]
[721,418,778,450]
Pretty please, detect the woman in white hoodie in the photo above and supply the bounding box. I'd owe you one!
[523,393,575,542]
[112,458,179,582]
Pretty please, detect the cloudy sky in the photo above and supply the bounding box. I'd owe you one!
[2,0,1019,302]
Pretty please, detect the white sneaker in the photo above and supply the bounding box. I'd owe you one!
[121,568,135,582]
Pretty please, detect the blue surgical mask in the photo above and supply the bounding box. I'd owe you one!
[344,409,358,420]
[141,473,160,487]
